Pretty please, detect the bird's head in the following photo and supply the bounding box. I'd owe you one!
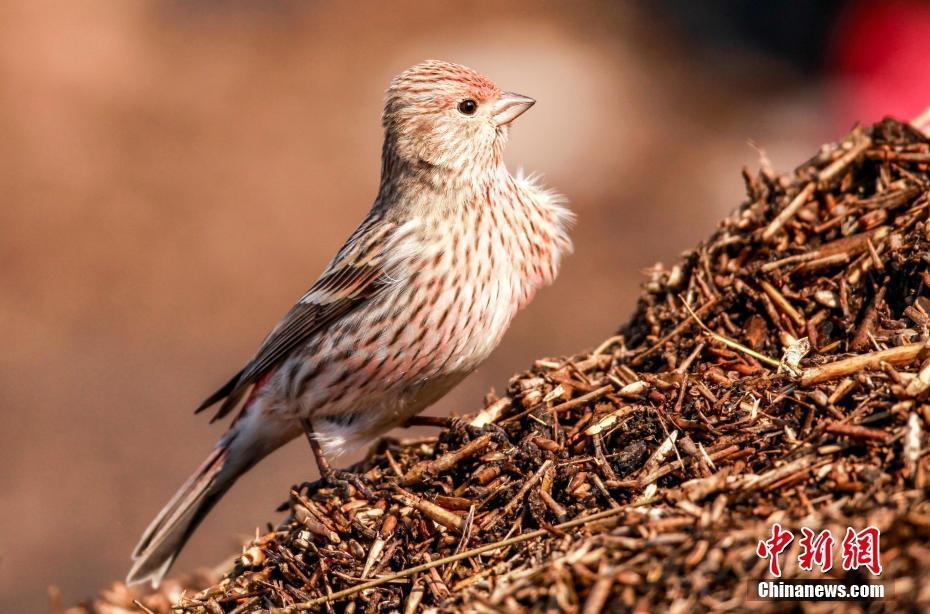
[382,60,535,175]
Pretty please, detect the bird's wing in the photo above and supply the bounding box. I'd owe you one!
[196,214,406,422]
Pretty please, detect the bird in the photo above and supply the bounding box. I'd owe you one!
[127,59,573,587]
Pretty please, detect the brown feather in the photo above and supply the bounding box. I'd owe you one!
[197,221,398,422]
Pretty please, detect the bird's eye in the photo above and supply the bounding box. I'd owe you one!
[457,99,478,115]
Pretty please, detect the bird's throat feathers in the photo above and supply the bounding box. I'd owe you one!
[378,131,508,197]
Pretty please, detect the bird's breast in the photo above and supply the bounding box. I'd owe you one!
[294,174,571,416]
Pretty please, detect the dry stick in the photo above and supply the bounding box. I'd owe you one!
[547,385,613,415]
[866,151,930,162]
[581,566,616,614]
[637,431,678,482]
[501,383,613,425]
[293,504,340,543]
[766,228,878,274]
[759,252,818,273]
[905,305,930,328]
[632,297,720,365]
[759,280,804,326]
[675,341,705,376]
[825,422,892,443]
[680,298,781,369]
[761,133,872,241]
[850,285,887,351]
[762,181,816,241]
[798,253,852,275]
[362,513,397,579]
[469,396,511,428]
[229,597,260,614]
[392,486,465,532]
[133,601,157,614]
[800,342,930,386]
[400,434,493,486]
[593,334,626,356]
[540,463,568,521]
[866,238,884,272]
[593,433,619,482]
[402,580,425,614]
[262,500,657,613]
[741,455,820,493]
[479,459,553,530]
[818,133,872,183]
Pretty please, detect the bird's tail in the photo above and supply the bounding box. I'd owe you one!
[126,442,235,587]
[126,406,294,588]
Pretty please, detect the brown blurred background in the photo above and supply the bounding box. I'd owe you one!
[2,0,928,610]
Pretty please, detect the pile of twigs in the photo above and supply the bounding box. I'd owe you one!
[86,117,930,613]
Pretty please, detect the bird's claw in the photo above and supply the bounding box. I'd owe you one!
[450,416,512,448]
[296,469,376,501]
[325,469,377,500]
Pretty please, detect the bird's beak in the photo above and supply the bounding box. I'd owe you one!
[493,92,535,126]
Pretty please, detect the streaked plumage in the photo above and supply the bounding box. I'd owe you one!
[128,60,573,587]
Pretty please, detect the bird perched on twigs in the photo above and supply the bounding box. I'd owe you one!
[128,59,573,587]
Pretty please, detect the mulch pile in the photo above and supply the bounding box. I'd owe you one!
[83,117,930,613]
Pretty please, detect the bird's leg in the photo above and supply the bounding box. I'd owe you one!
[300,418,374,499]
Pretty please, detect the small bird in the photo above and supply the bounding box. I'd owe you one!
[127,60,573,587]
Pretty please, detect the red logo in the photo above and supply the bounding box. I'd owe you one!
[841,526,882,575]
[797,528,835,573]
[757,525,882,578]
[756,523,794,577]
